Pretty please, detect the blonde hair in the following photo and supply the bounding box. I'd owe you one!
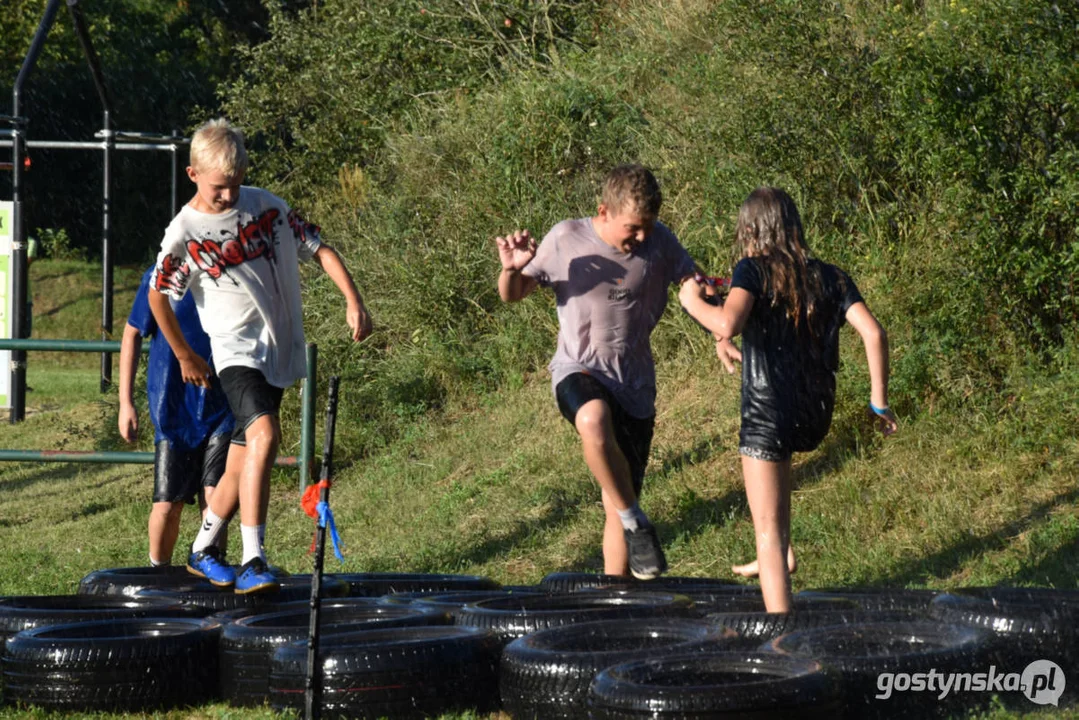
[189,118,248,177]
[601,164,662,217]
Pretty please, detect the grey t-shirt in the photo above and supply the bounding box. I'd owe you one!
[522,217,695,418]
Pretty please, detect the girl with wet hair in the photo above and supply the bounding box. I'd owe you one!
[680,187,897,612]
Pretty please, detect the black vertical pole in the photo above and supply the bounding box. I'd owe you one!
[170,128,179,219]
[99,110,112,392]
[9,0,64,423]
[67,0,114,392]
[305,375,340,720]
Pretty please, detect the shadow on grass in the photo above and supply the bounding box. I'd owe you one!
[361,485,590,575]
[563,425,868,573]
[0,463,129,504]
[653,434,725,479]
[863,487,1079,589]
[0,462,89,494]
[1006,518,1079,589]
[40,286,138,318]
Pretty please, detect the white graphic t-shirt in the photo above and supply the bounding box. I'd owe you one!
[150,187,321,388]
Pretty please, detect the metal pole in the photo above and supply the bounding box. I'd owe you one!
[300,343,318,490]
[305,375,340,720]
[0,449,301,466]
[0,338,128,352]
[99,111,113,392]
[66,0,114,393]
[9,0,64,424]
[0,140,191,151]
[170,129,179,218]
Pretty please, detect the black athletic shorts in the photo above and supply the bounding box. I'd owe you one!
[153,433,230,504]
[555,372,655,498]
[219,366,285,446]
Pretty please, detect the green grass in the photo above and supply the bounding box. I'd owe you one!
[0,261,1077,718]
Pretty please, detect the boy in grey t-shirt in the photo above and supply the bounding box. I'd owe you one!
[496,164,699,580]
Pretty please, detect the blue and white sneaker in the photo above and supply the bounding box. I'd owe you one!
[235,557,280,595]
[187,545,236,587]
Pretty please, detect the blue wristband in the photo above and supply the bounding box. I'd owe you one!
[869,402,889,416]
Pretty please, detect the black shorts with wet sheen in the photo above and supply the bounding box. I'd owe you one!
[555,372,655,498]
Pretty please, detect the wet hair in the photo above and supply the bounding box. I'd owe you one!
[601,164,662,218]
[189,118,248,177]
[737,187,825,335]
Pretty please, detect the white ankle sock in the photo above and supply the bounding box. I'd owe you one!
[191,510,227,553]
[617,504,649,531]
[241,524,266,565]
[149,555,169,567]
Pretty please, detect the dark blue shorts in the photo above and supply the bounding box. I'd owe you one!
[153,433,229,504]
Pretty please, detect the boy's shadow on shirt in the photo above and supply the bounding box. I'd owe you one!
[554,256,628,301]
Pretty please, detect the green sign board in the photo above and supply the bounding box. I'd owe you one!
[0,201,12,408]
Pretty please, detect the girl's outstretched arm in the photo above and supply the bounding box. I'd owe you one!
[846,302,898,436]
[679,277,755,339]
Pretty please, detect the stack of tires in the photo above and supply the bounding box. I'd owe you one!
[1,568,1076,717]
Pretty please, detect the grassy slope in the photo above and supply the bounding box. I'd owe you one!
[0,264,1077,720]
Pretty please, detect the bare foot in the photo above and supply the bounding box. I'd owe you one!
[731,546,798,578]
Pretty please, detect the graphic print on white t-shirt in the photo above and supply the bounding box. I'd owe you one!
[151,187,321,388]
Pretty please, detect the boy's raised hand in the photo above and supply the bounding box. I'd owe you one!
[496,229,537,271]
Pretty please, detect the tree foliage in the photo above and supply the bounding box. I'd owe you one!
[2,0,272,261]
[221,0,603,205]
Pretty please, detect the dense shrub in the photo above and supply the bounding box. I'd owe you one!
[231,0,1076,456]
[221,0,604,206]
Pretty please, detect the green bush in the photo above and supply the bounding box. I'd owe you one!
[221,0,1077,454]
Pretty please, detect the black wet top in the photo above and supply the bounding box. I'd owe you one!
[732,257,864,454]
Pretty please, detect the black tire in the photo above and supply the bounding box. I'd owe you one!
[539,572,637,592]
[929,592,1078,669]
[78,565,213,597]
[269,625,502,718]
[0,594,207,644]
[137,582,285,613]
[377,589,545,611]
[207,597,389,626]
[707,608,925,645]
[795,587,940,612]
[0,595,208,703]
[332,572,499,597]
[501,618,739,720]
[134,573,348,613]
[766,621,992,718]
[540,572,754,595]
[456,590,697,644]
[2,618,221,712]
[414,590,548,620]
[279,573,350,598]
[221,604,448,706]
[671,591,862,616]
[947,586,1079,610]
[588,651,843,718]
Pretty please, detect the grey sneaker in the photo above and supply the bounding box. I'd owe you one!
[625,523,668,580]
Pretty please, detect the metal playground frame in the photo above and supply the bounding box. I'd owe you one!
[2,1,320,489]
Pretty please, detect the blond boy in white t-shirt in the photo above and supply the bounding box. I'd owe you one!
[149,118,371,593]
